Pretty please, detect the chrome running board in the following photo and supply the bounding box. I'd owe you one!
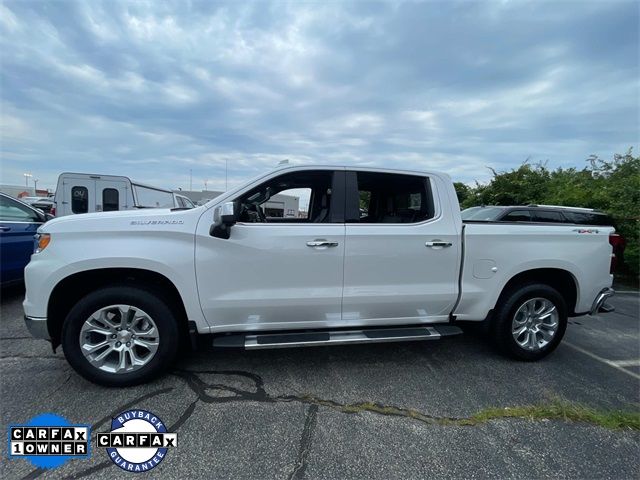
[212,325,463,350]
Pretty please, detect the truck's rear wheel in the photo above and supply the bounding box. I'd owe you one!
[61,286,179,386]
[492,283,568,361]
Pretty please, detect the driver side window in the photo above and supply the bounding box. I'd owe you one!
[0,196,41,222]
[236,171,335,223]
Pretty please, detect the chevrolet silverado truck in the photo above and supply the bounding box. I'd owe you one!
[23,165,615,386]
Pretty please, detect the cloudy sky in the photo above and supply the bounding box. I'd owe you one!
[1,0,638,192]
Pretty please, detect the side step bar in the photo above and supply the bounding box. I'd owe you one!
[212,325,463,350]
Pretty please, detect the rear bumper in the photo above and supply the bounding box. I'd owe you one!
[24,315,50,340]
[589,287,615,315]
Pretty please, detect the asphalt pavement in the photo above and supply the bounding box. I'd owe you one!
[1,286,638,479]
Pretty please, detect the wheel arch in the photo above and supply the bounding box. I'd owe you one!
[47,268,189,350]
[494,268,579,316]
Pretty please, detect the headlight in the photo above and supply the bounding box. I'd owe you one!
[34,233,51,253]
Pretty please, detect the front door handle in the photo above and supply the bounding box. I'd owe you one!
[306,240,339,248]
[425,241,452,248]
[0,226,10,232]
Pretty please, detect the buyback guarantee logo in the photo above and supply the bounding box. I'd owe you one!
[97,409,177,473]
[8,413,90,469]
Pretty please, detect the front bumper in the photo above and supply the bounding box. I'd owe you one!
[590,287,615,315]
[24,315,50,340]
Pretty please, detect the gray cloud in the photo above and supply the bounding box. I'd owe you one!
[1,0,638,192]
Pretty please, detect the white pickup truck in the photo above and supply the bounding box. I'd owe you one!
[23,165,615,386]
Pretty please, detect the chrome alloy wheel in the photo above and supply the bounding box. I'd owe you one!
[79,305,160,374]
[511,297,559,351]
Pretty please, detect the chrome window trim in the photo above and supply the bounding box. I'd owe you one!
[232,173,444,228]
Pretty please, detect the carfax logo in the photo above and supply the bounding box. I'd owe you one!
[97,409,177,473]
[8,413,90,469]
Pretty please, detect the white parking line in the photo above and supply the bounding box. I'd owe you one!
[608,359,640,367]
[562,342,640,380]
[564,342,640,380]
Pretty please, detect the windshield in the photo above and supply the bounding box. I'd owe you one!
[461,206,506,221]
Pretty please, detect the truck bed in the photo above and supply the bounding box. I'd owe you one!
[454,222,614,320]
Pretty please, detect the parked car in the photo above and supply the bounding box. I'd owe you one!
[21,196,55,214]
[461,204,614,224]
[0,193,52,285]
[461,205,626,265]
[53,172,178,217]
[24,165,615,386]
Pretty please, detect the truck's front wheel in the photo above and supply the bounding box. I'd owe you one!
[493,283,568,361]
[61,286,179,386]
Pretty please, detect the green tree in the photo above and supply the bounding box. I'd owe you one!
[453,182,470,205]
[461,150,639,276]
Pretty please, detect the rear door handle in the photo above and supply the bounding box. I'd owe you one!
[425,241,452,248]
[306,240,339,248]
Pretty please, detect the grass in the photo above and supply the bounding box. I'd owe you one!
[468,400,640,430]
[299,395,640,431]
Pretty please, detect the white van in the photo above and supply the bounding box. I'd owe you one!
[54,173,177,217]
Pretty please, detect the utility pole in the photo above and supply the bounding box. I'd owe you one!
[225,159,228,191]
[189,169,192,191]
[204,179,208,191]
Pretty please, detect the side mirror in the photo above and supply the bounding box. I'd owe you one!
[44,213,55,221]
[210,201,237,239]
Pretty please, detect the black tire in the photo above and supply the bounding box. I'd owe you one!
[61,285,179,387]
[492,283,568,361]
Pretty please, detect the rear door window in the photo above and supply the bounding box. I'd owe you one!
[348,171,434,224]
[563,211,613,226]
[501,210,532,222]
[71,186,89,214]
[533,210,565,223]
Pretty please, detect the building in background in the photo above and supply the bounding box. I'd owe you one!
[263,193,300,218]
[0,185,36,198]
[0,185,53,199]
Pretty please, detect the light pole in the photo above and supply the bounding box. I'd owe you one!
[204,179,208,191]
[34,179,39,191]
[189,169,193,191]
[23,173,32,187]
[225,159,228,191]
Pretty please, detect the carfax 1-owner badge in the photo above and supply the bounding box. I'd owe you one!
[8,413,90,469]
[97,409,177,473]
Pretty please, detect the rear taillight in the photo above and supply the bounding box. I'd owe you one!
[50,206,56,216]
[609,233,621,273]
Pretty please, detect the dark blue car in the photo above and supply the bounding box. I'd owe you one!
[0,193,52,286]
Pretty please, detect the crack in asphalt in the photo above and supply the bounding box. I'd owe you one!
[14,367,639,480]
[171,368,463,426]
[63,397,199,479]
[22,368,452,480]
[288,404,318,480]
[21,387,174,480]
